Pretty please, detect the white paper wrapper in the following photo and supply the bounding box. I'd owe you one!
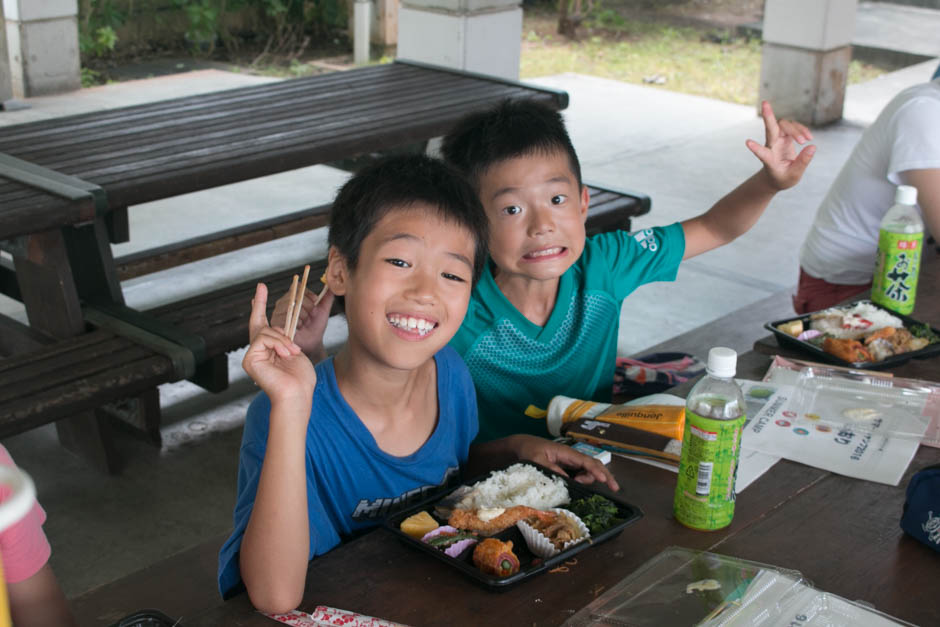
[516,508,590,558]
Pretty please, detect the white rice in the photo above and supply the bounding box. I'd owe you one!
[456,463,570,510]
[810,302,903,339]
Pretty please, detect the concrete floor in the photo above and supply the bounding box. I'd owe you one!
[0,34,938,617]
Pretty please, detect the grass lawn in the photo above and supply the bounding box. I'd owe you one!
[520,7,887,105]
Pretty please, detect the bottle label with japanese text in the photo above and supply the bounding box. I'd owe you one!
[872,230,922,315]
[674,409,746,531]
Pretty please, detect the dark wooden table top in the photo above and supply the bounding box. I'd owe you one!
[69,245,940,625]
[0,175,98,239]
[72,344,940,625]
[83,335,926,627]
[0,61,567,236]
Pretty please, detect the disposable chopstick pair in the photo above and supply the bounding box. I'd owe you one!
[284,265,310,341]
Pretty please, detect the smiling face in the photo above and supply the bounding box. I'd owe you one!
[477,149,589,288]
[328,205,476,372]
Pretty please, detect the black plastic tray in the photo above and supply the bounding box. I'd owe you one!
[110,610,181,627]
[382,462,642,591]
[765,300,940,370]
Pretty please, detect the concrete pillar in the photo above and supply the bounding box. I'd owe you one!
[759,0,857,125]
[3,0,81,98]
[397,0,522,80]
[0,1,12,103]
[374,0,398,46]
[347,0,399,48]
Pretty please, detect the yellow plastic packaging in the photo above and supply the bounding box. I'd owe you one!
[545,395,685,440]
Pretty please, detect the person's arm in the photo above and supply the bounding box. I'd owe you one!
[271,285,335,364]
[238,283,317,613]
[901,168,940,240]
[681,102,816,259]
[7,563,77,627]
[469,435,619,492]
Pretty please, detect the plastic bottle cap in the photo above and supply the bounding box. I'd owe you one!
[546,395,578,437]
[706,347,737,378]
[895,185,918,206]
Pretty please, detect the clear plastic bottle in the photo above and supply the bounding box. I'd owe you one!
[872,184,923,315]
[673,347,746,531]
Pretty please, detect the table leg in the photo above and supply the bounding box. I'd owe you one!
[61,219,124,307]
[12,228,120,473]
[105,206,129,244]
[99,388,162,446]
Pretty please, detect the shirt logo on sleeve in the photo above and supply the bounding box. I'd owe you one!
[351,466,460,521]
[631,228,658,252]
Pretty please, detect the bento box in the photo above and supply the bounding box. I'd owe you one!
[765,300,940,370]
[383,462,642,591]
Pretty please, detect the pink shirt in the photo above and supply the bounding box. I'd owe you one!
[0,445,50,584]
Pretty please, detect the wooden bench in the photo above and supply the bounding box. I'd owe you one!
[0,183,650,460]
[112,182,649,280]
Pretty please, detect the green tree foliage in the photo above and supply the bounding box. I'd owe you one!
[78,0,348,61]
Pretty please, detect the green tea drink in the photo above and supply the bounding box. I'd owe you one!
[872,185,923,315]
[674,347,746,531]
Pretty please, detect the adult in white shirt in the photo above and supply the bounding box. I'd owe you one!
[792,77,940,314]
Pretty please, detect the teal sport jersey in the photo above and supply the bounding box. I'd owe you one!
[450,224,685,441]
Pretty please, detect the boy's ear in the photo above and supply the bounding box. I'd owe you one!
[579,185,590,222]
[326,246,350,296]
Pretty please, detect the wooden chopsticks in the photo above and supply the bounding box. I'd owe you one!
[284,265,310,341]
[284,266,330,341]
[313,272,329,306]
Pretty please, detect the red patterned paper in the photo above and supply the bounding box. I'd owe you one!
[265,607,410,627]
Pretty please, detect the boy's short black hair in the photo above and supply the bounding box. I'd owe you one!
[441,99,582,189]
[328,154,489,283]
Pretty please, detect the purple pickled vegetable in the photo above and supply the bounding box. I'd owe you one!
[444,537,478,557]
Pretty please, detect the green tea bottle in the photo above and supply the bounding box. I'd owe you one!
[674,347,746,531]
[872,184,923,315]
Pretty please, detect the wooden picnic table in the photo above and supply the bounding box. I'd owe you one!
[71,352,940,626]
[0,61,572,471]
[72,285,940,625]
[0,61,568,222]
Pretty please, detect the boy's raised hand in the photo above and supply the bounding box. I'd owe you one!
[244,283,317,402]
[746,101,817,191]
[271,285,334,361]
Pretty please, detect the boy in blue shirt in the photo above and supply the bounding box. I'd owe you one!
[217,155,616,613]
[441,100,816,442]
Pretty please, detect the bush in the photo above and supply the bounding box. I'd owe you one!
[78,0,348,62]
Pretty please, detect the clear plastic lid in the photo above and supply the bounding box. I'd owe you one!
[563,547,912,626]
[763,359,938,442]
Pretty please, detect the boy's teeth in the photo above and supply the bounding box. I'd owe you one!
[528,247,562,258]
[388,314,435,335]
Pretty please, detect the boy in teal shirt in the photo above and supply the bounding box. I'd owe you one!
[442,100,815,441]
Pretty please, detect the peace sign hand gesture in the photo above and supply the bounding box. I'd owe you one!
[243,283,317,405]
[746,101,817,191]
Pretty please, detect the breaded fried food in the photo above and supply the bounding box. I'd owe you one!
[448,505,555,534]
[472,538,520,577]
[823,337,872,363]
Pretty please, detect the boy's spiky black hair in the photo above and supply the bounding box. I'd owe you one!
[440,99,582,189]
[328,154,489,284]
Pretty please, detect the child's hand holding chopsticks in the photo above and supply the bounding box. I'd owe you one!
[271,267,334,364]
[243,282,316,403]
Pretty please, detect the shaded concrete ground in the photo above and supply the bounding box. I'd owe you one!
[0,4,937,615]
